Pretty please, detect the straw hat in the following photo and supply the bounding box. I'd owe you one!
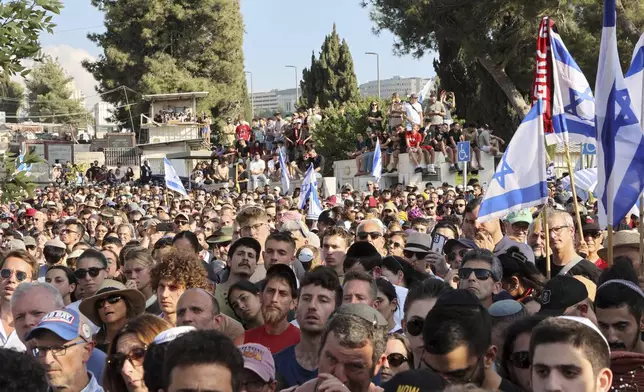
[79,279,146,326]
[598,229,639,261]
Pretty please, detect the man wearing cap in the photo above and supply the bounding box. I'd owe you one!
[26,309,103,391]
[504,209,532,244]
[403,93,423,131]
[292,304,388,392]
[239,343,278,392]
[581,216,607,270]
[463,197,535,263]
[403,232,451,278]
[537,275,597,324]
[40,239,67,279]
[530,316,613,392]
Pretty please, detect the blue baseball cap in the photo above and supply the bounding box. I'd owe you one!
[25,309,92,342]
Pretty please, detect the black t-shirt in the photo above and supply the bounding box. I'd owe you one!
[536,256,601,283]
[499,378,523,392]
[448,130,461,144]
[308,155,325,171]
[367,110,383,129]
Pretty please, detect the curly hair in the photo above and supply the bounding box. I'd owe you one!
[0,347,48,391]
[150,248,209,291]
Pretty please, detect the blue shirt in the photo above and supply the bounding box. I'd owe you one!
[274,345,317,389]
[88,348,107,383]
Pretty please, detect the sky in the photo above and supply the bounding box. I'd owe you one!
[31,0,436,107]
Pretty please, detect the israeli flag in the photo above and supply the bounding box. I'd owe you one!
[163,157,188,196]
[371,138,382,181]
[478,101,548,222]
[595,0,644,227]
[16,153,31,173]
[625,33,644,128]
[417,79,434,104]
[278,148,290,194]
[298,163,319,210]
[549,30,596,145]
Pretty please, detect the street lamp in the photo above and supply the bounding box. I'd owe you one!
[245,71,253,118]
[365,52,380,99]
[285,65,298,112]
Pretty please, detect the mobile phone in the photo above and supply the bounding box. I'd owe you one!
[156,222,175,232]
[431,233,448,254]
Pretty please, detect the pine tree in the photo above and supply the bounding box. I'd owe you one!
[25,56,87,125]
[300,24,359,109]
[0,75,24,123]
[83,0,248,133]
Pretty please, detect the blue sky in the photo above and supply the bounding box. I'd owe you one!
[38,0,435,98]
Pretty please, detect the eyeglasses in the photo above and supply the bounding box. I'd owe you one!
[510,351,530,369]
[458,268,493,281]
[406,316,424,336]
[403,250,428,260]
[74,267,104,279]
[387,353,409,367]
[62,229,78,235]
[241,222,266,234]
[357,231,383,240]
[583,230,601,238]
[204,227,214,232]
[447,248,469,261]
[107,346,147,371]
[355,215,365,220]
[0,268,28,282]
[549,225,570,235]
[387,241,403,249]
[425,205,436,210]
[97,295,123,309]
[32,340,85,358]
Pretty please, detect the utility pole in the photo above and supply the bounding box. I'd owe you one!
[245,71,254,118]
[365,52,380,99]
[285,65,298,111]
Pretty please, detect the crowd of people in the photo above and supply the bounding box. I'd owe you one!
[0,166,641,392]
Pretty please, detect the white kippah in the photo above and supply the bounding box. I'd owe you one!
[153,326,196,345]
[557,316,610,353]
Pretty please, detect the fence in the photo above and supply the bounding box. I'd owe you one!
[104,147,140,167]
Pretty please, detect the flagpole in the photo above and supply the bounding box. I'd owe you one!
[563,143,585,245]
[542,206,551,280]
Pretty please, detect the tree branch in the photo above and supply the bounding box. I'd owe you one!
[477,54,530,117]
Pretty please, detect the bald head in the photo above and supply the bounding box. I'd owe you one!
[176,288,220,329]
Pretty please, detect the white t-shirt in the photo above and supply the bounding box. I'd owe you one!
[404,102,423,130]
[249,159,266,174]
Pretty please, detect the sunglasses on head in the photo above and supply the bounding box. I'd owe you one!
[0,268,28,282]
[74,267,103,279]
[357,231,382,240]
[510,351,530,369]
[403,250,428,260]
[97,295,123,309]
[387,353,408,367]
[458,267,493,281]
[406,316,424,337]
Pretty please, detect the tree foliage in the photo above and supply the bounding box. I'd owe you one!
[0,151,42,203]
[301,24,360,109]
[25,56,87,125]
[363,0,644,140]
[0,74,24,122]
[313,96,389,174]
[0,0,62,77]
[83,0,249,134]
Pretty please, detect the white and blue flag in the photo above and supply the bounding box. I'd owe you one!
[16,153,31,173]
[278,148,290,194]
[625,33,644,128]
[417,79,434,104]
[595,0,644,227]
[478,101,548,222]
[371,138,382,181]
[298,163,322,212]
[163,157,188,196]
[549,29,596,145]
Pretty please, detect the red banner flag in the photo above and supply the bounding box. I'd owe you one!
[531,17,554,137]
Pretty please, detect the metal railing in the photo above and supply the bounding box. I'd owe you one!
[104,147,140,167]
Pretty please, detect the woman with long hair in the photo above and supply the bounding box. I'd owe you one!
[380,333,413,383]
[103,314,172,392]
[79,279,146,352]
[45,265,77,306]
[501,316,545,392]
[94,223,109,248]
[376,278,401,334]
[122,247,160,314]
[228,280,264,329]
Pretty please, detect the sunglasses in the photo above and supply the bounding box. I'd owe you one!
[175,220,189,225]
[447,248,469,261]
[74,267,104,279]
[387,353,408,367]
[510,351,530,369]
[458,268,493,281]
[107,347,147,371]
[0,268,28,282]
[357,231,383,240]
[387,241,403,249]
[583,230,601,238]
[97,295,123,309]
[403,250,428,260]
[406,316,424,337]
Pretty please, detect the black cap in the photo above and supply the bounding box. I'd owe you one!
[581,215,600,231]
[435,289,481,308]
[444,238,478,255]
[538,275,588,316]
[382,368,447,392]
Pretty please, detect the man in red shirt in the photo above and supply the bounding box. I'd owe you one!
[406,124,424,173]
[236,115,252,144]
[244,264,300,353]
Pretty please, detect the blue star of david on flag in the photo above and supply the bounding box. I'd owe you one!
[564,87,594,121]
[492,156,514,189]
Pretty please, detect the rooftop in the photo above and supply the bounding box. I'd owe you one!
[142,92,209,102]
